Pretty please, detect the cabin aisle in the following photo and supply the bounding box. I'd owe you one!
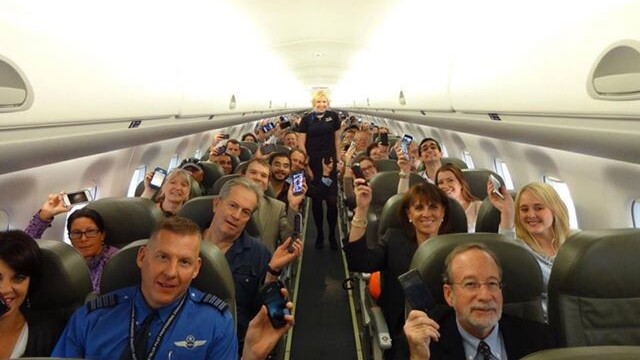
[289,200,358,360]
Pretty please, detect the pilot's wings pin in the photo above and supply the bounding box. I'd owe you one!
[175,335,207,349]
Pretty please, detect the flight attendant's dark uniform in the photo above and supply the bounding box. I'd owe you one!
[299,110,341,248]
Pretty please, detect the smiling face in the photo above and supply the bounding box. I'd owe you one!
[406,198,445,240]
[420,140,442,163]
[444,248,503,339]
[212,185,258,241]
[137,230,201,309]
[437,170,463,202]
[244,161,270,191]
[69,217,105,260]
[0,260,30,319]
[161,172,190,204]
[284,133,298,149]
[518,190,555,239]
[313,95,329,113]
[290,151,307,172]
[270,155,291,182]
[359,159,377,181]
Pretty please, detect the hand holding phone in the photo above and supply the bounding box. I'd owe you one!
[289,213,303,253]
[398,269,435,313]
[351,163,367,185]
[488,174,504,199]
[400,134,413,159]
[149,167,167,189]
[260,281,291,328]
[62,189,93,207]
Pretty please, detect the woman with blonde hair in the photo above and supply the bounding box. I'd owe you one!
[140,168,192,216]
[298,90,342,249]
[488,181,570,315]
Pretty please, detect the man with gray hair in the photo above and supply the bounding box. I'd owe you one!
[403,243,555,360]
[203,177,302,353]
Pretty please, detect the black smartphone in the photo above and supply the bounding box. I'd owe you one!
[279,120,292,129]
[292,171,305,196]
[150,167,167,189]
[351,163,367,185]
[260,281,290,328]
[289,212,303,253]
[262,122,276,133]
[261,143,277,155]
[380,132,389,146]
[398,269,435,313]
[221,134,230,139]
[0,297,9,316]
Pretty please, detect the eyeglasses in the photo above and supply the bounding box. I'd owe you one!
[69,229,101,240]
[448,280,504,293]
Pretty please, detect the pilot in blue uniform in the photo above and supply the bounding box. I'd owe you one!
[51,285,237,360]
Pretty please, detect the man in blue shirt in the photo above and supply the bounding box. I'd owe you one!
[403,243,555,360]
[52,216,293,360]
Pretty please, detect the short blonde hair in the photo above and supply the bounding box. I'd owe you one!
[514,182,570,253]
[311,89,330,106]
[156,169,192,204]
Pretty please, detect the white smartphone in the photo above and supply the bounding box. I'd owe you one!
[488,174,504,199]
[62,189,93,207]
[150,167,167,189]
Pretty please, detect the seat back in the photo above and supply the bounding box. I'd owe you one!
[461,169,504,200]
[28,240,93,321]
[178,195,260,237]
[474,190,517,233]
[86,197,164,248]
[229,155,240,174]
[409,233,545,322]
[441,157,468,169]
[375,159,399,172]
[378,193,468,236]
[210,174,241,196]
[240,141,258,154]
[235,161,248,175]
[239,146,252,162]
[521,346,640,360]
[201,161,223,192]
[548,229,640,347]
[100,239,237,325]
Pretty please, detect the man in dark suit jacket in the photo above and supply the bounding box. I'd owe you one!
[403,243,556,360]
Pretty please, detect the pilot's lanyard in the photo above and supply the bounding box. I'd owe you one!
[128,293,187,360]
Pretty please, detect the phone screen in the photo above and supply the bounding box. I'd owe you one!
[398,269,435,313]
[150,167,167,189]
[262,122,276,133]
[65,190,91,205]
[489,174,504,199]
[400,134,413,158]
[279,121,292,129]
[260,281,290,328]
[292,171,305,196]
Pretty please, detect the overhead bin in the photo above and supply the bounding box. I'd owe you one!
[0,55,32,112]
[449,1,640,117]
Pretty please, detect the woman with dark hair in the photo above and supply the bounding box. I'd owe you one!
[344,180,451,360]
[436,163,482,232]
[25,196,117,292]
[0,230,64,357]
[241,132,258,143]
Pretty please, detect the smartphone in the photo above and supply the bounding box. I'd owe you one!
[289,212,303,253]
[62,189,93,207]
[262,122,276,133]
[380,132,389,146]
[398,269,435,313]
[400,134,413,159]
[261,143,277,155]
[0,297,9,316]
[351,163,367,184]
[488,174,505,199]
[221,134,230,139]
[292,171,305,196]
[214,145,227,156]
[149,167,167,189]
[343,143,350,152]
[260,281,290,328]
[279,120,292,129]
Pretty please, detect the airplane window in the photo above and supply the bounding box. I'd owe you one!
[632,199,640,228]
[126,165,147,197]
[168,154,180,171]
[543,176,580,230]
[462,150,475,169]
[493,159,515,190]
[0,210,9,231]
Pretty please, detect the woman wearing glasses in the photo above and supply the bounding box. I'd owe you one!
[25,195,117,292]
[344,180,452,360]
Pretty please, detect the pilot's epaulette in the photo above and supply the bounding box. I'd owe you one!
[199,293,229,312]
[86,293,119,313]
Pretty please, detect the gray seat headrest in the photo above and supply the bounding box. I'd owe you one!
[441,157,468,170]
[178,195,260,238]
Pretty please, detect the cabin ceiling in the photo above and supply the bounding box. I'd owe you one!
[232,0,397,90]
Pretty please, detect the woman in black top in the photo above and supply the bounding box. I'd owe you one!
[298,90,342,249]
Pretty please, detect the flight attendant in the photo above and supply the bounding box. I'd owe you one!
[298,90,341,249]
